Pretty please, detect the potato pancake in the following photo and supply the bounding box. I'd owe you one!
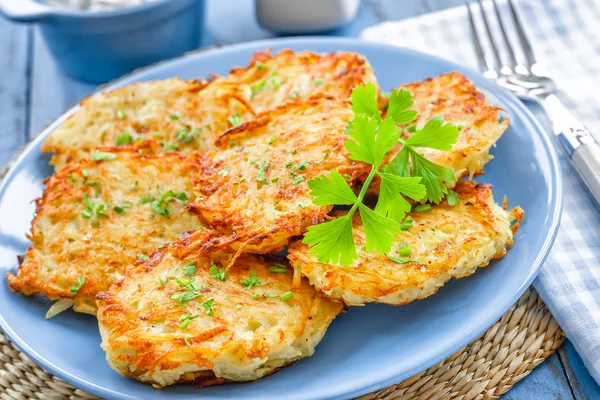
[42,78,252,170]
[223,49,377,113]
[43,50,377,170]
[385,72,509,183]
[287,181,523,306]
[96,231,342,388]
[188,96,370,254]
[6,146,205,315]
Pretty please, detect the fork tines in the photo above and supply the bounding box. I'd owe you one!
[465,0,538,78]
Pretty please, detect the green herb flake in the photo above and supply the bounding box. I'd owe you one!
[413,204,432,213]
[269,264,288,274]
[446,189,459,207]
[250,80,267,95]
[280,291,293,301]
[288,91,299,99]
[255,61,267,70]
[385,254,419,264]
[398,242,412,256]
[240,271,261,289]
[202,298,215,315]
[170,292,202,305]
[69,277,85,295]
[233,178,246,185]
[179,314,198,330]
[170,114,179,120]
[184,263,196,277]
[268,135,277,145]
[116,109,125,119]
[298,204,308,209]
[271,77,281,89]
[130,181,138,191]
[116,132,133,145]
[270,177,279,183]
[90,151,117,161]
[138,253,150,261]
[209,261,227,281]
[140,196,155,204]
[228,113,243,127]
[114,206,126,214]
[184,333,192,346]
[313,78,324,86]
[292,175,305,185]
[218,167,230,177]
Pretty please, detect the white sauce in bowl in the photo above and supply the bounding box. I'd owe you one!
[44,0,158,12]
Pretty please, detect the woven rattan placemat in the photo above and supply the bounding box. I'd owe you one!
[0,287,564,400]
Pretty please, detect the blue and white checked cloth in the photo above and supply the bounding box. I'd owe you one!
[361,0,600,385]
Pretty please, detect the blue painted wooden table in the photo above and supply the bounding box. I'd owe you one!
[0,0,599,399]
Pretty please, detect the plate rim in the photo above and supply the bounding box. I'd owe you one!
[0,36,563,400]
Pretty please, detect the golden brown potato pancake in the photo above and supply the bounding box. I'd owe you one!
[42,78,252,170]
[287,181,523,306]
[6,145,205,315]
[96,231,342,388]
[387,72,509,182]
[187,95,370,254]
[43,50,377,170]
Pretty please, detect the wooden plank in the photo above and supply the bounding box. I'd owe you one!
[0,20,30,168]
[558,340,600,400]
[502,351,575,400]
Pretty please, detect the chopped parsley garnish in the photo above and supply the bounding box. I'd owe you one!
[256,160,270,184]
[313,78,324,86]
[218,167,230,177]
[385,254,419,264]
[164,144,178,151]
[140,196,155,204]
[298,204,308,209]
[292,175,305,185]
[81,193,106,219]
[137,253,149,260]
[69,277,85,295]
[179,314,198,330]
[130,181,138,191]
[176,129,197,143]
[253,290,279,300]
[116,132,133,145]
[400,216,413,231]
[90,151,116,161]
[291,149,297,155]
[202,298,215,315]
[228,113,243,127]
[150,190,188,218]
[250,80,266,95]
[284,161,293,168]
[184,263,196,277]
[114,206,126,214]
[316,153,329,164]
[291,161,309,172]
[398,242,411,256]
[288,91,299,99]
[413,204,432,213]
[209,261,227,281]
[268,135,277,145]
[269,264,288,274]
[280,291,293,301]
[170,114,179,120]
[68,174,77,183]
[302,82,459,266]
[84,181,100,187]
[271,77,281,89]
[170,291,202,305]
[240,271,261,289]
[446,189,459,206]
[116,109,125,119]
[184,333,192,346]
[157,243,166,249]
[255,61,267,70]
[233,178,246,185]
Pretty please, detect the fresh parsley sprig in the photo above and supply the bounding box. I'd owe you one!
[302,82,460,266]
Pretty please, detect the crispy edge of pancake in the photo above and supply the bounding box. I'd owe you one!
[96,231,343,388]
[6,143,204,315]
[288,181,524,306]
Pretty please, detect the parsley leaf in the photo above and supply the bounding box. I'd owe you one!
[345,115,398,166]
[228,113,243,127]
[358,204,401,253]
[116,132,133,145]
[184,263,196,277]
[303,213,356,265]
[375,174,424,222]
[350,82,380,119]
[307,171,358,206]
[404,115,460,151]
[386,89,417,125]
[202,298,215,315]
[407,148,456,203]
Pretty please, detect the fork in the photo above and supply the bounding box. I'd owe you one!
[466,0,600,206]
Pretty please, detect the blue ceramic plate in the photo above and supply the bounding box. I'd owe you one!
[0,38,561,400]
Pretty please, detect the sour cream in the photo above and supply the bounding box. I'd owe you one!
[44,0,158,12]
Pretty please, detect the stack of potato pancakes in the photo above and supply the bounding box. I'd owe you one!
[6,49,522,389]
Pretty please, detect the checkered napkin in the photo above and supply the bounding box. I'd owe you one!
[361,0,600,385]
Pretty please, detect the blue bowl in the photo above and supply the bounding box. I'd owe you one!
[0,0,205,83]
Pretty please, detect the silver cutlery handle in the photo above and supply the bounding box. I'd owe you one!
[542,94,600,207]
